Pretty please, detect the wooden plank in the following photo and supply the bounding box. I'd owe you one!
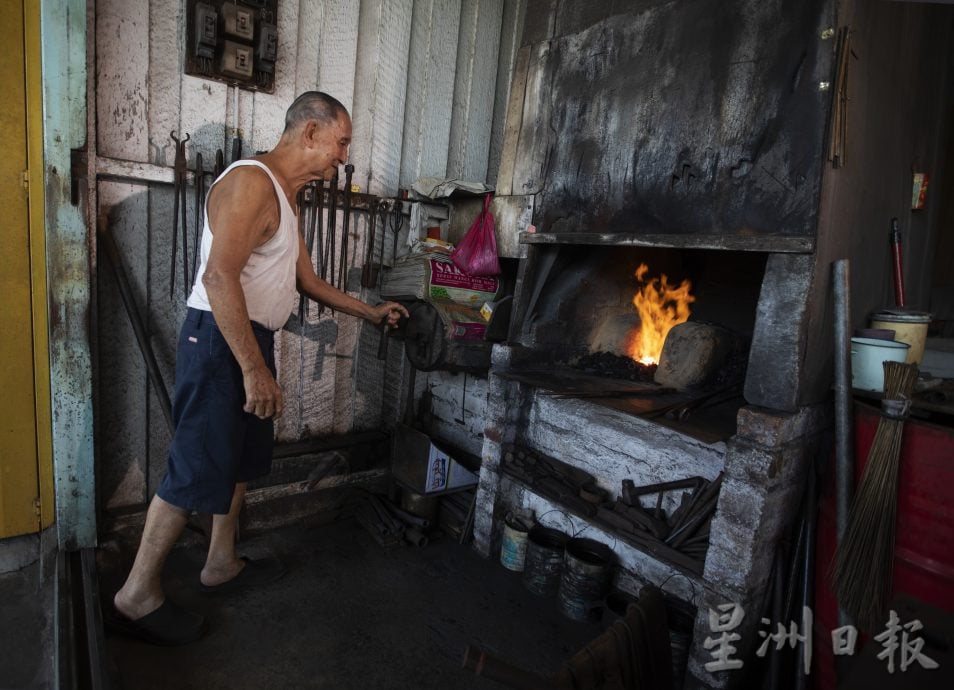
[352,0,414,195]
[97,156,177,185]
[486,0,527,189]
[520,232,815,253]
[447,0,505,182]
[399,0,463,189]
[493,45,530,195]
[510,40,551,194]
[96,0,149,161]
[245,467,389,506]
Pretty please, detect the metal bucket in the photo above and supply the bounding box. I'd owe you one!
[499,517,530,572]
[557,538,616,622]
[521,526,568,597]
[870,309,932,364]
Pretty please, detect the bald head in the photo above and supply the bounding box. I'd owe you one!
[283,91,349,133]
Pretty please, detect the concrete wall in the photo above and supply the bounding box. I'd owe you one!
[94,0,527,512]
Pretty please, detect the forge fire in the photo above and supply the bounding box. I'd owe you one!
[626,263,695,365]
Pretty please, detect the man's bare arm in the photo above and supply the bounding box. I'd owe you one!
[202,167,284,419]
[295,232,409,327]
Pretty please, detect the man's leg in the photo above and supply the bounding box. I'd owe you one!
[113,494,189,620]
[200,482,247,587]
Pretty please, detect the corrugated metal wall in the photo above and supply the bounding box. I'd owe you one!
[94,0,525,512]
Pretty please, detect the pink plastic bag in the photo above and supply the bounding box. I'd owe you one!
[451,194,501,277]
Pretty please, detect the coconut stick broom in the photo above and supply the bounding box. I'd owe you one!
[831,360,919,631]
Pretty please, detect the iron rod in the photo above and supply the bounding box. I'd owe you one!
[832,259,853,627]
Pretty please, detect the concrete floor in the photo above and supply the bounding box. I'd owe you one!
[0,558,54,689]
[97,517,605,690]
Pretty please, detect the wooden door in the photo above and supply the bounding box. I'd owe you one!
[0,0,53,538]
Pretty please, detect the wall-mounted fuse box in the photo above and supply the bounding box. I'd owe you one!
[186,0,279,92]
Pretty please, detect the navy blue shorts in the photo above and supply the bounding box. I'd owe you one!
[157,308,276,515]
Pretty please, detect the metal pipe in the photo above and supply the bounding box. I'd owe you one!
[339,164,354,291]
[383,502,430,529]
[832,259,853,627]
[461,646,554,690]
[326,171,339,291]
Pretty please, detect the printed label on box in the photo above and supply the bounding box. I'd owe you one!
[426,445,450,492]
[424,443,478,493]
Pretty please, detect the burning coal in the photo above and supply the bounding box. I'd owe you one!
[627,263,695,365]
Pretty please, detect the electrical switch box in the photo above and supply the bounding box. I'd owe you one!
[221,40,254,79]
[185,0,278,93]
[256,23,278,74]
[222,3,254,40]
[194,3,217,59]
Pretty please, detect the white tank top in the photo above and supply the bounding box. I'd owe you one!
[187,160,300,331]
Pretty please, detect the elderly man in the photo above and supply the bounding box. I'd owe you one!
[112,92,408,645]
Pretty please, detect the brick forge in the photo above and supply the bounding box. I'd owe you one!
[475,346,829,689]
[468,244,831,689]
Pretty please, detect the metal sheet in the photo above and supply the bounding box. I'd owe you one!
[515,0,833,241]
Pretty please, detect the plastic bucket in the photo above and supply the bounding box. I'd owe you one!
[870,310,931,364]
[499,518,530,572]
[522,526,568,597]
[850,337,909,392]
[557,538,616,622]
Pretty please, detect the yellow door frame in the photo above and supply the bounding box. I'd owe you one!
[0,0,54,538]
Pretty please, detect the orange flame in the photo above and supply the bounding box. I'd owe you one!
[626,263,695,365]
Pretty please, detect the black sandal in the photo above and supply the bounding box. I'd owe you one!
[105,599,208,646]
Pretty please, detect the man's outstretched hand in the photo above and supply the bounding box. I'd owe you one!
[372,301,410,328]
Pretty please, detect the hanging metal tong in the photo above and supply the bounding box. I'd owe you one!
[169,131,190,300]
